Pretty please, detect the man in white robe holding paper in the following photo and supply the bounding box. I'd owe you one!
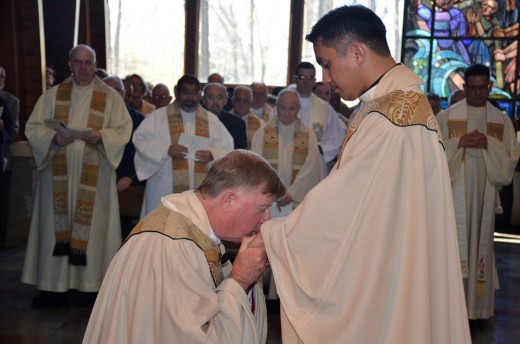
[254,5,471,343]
[437,63,520,320]
[133,75,233,217]
[22,45,132,297]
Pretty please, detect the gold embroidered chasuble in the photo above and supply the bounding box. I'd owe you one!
[167,104,210,193]
[338,89,441,166]
[128,205,224,286]
[261,64,471,343]
[83,191,268,343]
[52,78,106,265]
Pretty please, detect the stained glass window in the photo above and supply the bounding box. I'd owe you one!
[403,0,520,120]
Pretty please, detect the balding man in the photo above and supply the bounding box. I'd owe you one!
[250,82,273,122]
[202,82,247,149]
[207,72,224,84]
[151,83,173,108]
[230,86,264,148]
[22,45,132,302]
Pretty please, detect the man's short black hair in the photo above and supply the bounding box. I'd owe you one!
[464,64,490,82]
[313,81,326,92]
[305,5,390,57]
[426,92,440,102]
[176,74,201,91]
[295,61,316,76]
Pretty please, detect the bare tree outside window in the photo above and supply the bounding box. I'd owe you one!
[106,1,404,88]
[198,0,291,85]
[106,0,185,90]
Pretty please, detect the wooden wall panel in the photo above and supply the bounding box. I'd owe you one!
[0,0,42,140]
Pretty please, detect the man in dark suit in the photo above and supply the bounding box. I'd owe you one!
[202,83,247,149]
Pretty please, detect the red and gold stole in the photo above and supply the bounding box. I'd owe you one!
[52,78,106,266]
[263,116,309,182]
[167,104,209,192]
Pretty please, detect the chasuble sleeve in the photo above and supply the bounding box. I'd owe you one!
[319,105,347,164]
[25,90,60,170]
[483,117,520,186]
[97,91,132,170]
[133,108,172,181]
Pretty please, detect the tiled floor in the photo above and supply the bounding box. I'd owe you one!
[0,241,519,343]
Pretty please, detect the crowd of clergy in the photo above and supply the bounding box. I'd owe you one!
[13,12,520,339]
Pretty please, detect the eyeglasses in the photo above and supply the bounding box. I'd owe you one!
[295,75,315,80]
[204,94,225,101]
[180,90,201,96]
[71,59,95,67]
[153,94,170,99]
[464,83,491,92]
[234,98,251,103]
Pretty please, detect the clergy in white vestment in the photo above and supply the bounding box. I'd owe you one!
[270,62,346,176]
[21,45,132,293]
[254,6,472,343]
[133,75,233,218]
[437,63,520,320]
[252,88,323,299]
[250,82,273,122]
[230,86,265,148]
[83,150,286,344]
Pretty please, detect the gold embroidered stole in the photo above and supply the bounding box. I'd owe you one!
[261,104,272,122]
[247,114,262,148]
[338,90,441,167]
[263,117,309,182]
[52,78,106,265]
[127,205,224,286]
[447,120,504,140]
[446,103,504,295]
[166,104,209,192]
[309,95,329,141]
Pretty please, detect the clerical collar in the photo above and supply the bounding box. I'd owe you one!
[209,228,221,245]
[180,108,196,116]
[359,63,401,102]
